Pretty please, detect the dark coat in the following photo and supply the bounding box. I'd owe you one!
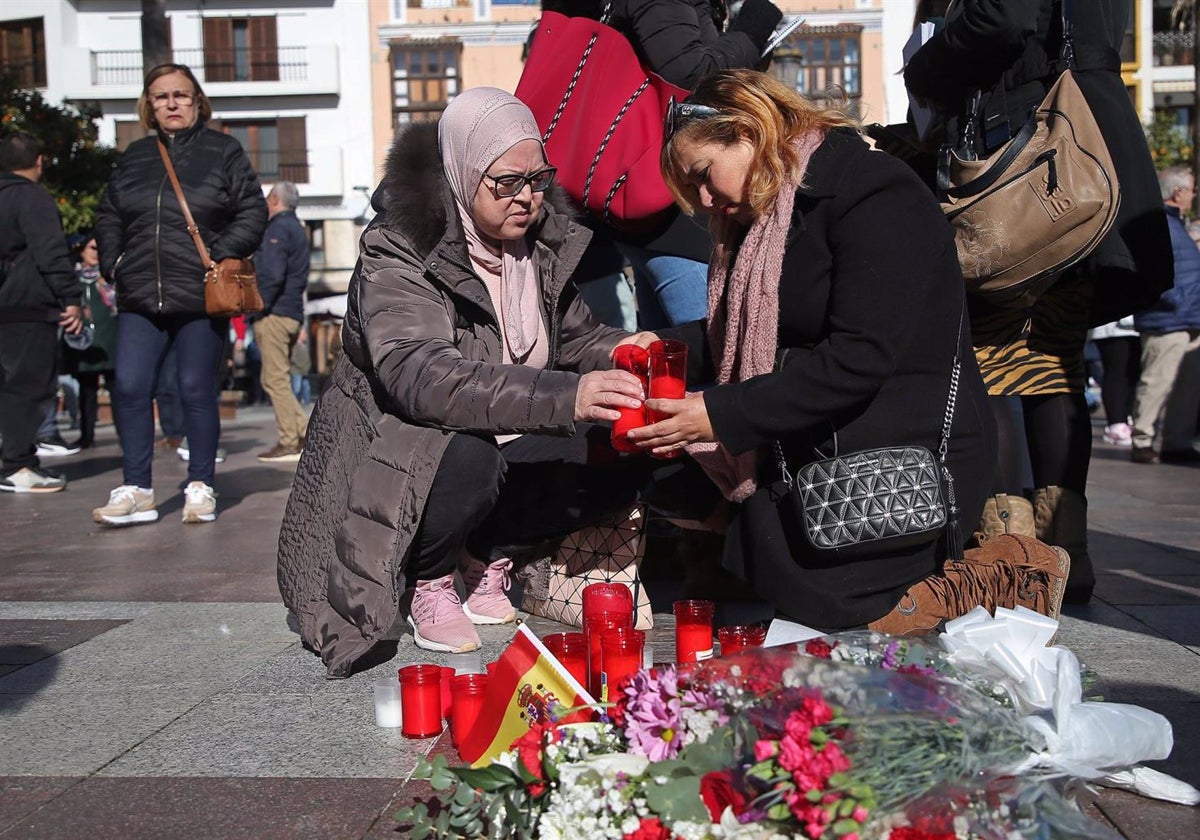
[542,0,781,89]
[94,121,267,316]
[65,267,118,374]
[1136,205,1200,334]
[253,208,309,323]
[276,123,626,678]
[0,172,76,323]
[904,0,1173,327]
[671,129,996,629]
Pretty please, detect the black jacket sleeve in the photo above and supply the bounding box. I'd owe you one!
[24,186,77,309]
[625,0,782,90]
[208,143,268,262]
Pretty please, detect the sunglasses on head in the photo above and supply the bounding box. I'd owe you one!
[664,96,725,141]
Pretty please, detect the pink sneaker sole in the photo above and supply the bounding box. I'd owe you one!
[406,615,481,653]
[462,600,517,625]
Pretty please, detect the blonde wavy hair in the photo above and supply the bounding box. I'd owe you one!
[661,69,860,220]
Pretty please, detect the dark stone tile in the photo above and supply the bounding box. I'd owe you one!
[0,619,127,666]
[1091,786,1200,840]
[1092,574,1200,607]
[4,777,405,840]
[366,730,457,839]
[0,777,80,832]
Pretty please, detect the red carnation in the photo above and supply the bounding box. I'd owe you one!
[805,638,834,659]
[623,816,674,840]
[699,771,747,821]
[510,721,559,798]
[888,828,957,840]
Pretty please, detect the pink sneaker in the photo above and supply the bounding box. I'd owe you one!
[461,557,518,625]
[405,575,481,653]
[1103,422,1133,446]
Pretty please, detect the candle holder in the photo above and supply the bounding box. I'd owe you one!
[449,673,489,751]
[399,664,443,739]
[373,674,403,728]
[438,665,456,722]
[611,344,649,452]
[582,583,633,627]
[717,624,767,657]
[585,612,630,698]
[673,599,715,663]
[648,339,687,459]
[543,631,589,691]
[600,626,645,702]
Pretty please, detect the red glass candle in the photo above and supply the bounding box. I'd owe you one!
[438,665,455,722]
[600,627,645,703]
[449,673,489,751]
[582,583,633,628]
[543,631,589,691]
[611,344,649,453]
[586,613,629,698]
[399,664,443,739]
[648,340,688,458]
[674,599,715,663]
[485,660,498,678]
[718,625,767,656]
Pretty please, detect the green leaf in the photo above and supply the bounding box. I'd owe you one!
[833,817,863,834]
[644,775,709,823]
[453,783,478,807]
[678,726,735,772]
[455,765,520,793]
[766,801,791,821]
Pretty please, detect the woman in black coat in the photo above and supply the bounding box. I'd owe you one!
[633,70,1067,633]
[903,0,1173,603]
[93,63,267,528]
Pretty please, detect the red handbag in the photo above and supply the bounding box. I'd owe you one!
[515,10,688,234]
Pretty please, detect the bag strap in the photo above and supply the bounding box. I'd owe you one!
[157,140,213,270]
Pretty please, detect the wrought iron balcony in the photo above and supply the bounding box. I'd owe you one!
[90,47,309,87]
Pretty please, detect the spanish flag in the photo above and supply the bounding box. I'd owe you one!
[458,624,596,767]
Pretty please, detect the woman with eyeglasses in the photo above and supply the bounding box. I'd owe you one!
[638,69,1070,636]
[278,89,666,674]
[93,63,267,527]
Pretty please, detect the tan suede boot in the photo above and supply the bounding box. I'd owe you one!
[977,493,1037,541]
[868,534,1069,636]
[1033,486,1094,604]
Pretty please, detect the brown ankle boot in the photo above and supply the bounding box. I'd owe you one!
[976,493,1037,541]
[1033,486,1094,604]
[867,534,1069,636]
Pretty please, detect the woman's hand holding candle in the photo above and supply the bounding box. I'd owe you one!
[574,369,645,423]
[629,391,714,455]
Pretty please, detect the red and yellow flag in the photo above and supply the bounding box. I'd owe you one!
[458,624,596,767]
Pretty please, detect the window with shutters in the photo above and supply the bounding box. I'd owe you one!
[221,117,308,184]
[0,17,47,88]
[769,24,863,116]
[202,16,279,82]
[390,40,460,126]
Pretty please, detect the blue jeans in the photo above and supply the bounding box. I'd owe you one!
[113,312,228,487]
[618,243,708,330]
[155,341,185,439]
[575,272,637,331]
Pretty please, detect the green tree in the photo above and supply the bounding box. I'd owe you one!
[1,75,118,235]
[1146,110,1193,171]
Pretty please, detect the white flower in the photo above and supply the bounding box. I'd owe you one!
[557,752,650,786]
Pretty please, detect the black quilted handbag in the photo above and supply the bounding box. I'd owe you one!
[775,310,965,560]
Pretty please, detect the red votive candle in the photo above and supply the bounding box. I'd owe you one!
[486,660,498,678]
[438,665,455,722]
[582,583,633,628]
[543,631,589,690]
[611,344,649,453]
[586,612,630,698]
[648,340,688,458]
[674,599,715,663]
[449,673,489,751]
[718,625,767,656]
[600,627,645,703]
[399,664,443,739]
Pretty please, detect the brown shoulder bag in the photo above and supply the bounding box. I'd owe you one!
[157,140,263,317]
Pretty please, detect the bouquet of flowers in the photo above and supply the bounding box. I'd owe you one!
[397,645,1119,840]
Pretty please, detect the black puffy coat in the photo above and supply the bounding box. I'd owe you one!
[904,0,1173,326]
[94,121,267,316]
[0,173,76,324]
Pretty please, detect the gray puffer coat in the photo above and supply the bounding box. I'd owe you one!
[276,123,625,678]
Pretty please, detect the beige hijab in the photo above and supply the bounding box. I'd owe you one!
[438,87,544,361]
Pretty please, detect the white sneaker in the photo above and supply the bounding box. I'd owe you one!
[182,481,217,523]
[0,466,67,494]
[176,440,226,464]
[1102,422,1133,446]
[94,485,158,525]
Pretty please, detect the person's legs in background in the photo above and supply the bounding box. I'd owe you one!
[618,243,708,330]
[155,340,184,448]
[1095,336,1140,446]
[254,313,309,461]
[76,370,103,448]
[1130,331,1189,463]
[0,322,65,492]
[1159,329,1200,461]
[575,273,637,332]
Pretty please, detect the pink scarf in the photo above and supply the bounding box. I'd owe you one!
[686,130,826,502]
[438,87,544,360]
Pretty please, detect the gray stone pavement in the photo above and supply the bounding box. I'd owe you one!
[0,407,1197,837]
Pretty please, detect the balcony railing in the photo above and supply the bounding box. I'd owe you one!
[244,147,310,184]
[1154,30,1195,68]
[91,47,309,86]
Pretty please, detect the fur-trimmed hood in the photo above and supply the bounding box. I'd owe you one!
[371,122,580,258]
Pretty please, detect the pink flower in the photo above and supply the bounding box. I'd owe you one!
[622,666,684,761]
[852,806,869,823]
[754,739,779,761]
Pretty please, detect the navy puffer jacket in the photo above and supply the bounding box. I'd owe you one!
[1135,206,1200,334]
[94,121,267,316]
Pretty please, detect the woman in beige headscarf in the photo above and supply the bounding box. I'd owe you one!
[277,89,661,674]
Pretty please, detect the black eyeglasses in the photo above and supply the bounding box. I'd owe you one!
[664,96,724,141]
[483,167,558,198]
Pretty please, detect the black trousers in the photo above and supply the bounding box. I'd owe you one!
[408,424,714,584]
[0,321,59,474]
